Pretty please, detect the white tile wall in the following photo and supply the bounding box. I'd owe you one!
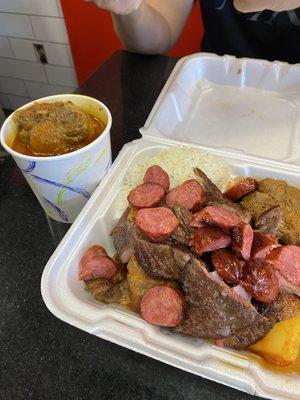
[45,65,77,87]
[0,0,61,17]
[0,37,14,58]
[56,0,64,17]
[67,46,74,67]
[43,43,71,66]
[24,81,75,99]
[0,76,27,96]
[9,38,37,62]
[0,58,47,82]
[9,94,33,109]
[0,1,78,110]
[0,14,34,39]
[31,16,69,43]
[0,93,12,109]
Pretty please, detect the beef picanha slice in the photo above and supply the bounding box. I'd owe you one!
[193,168,249,222]
[133,229,192,280]
[217,317,273,349]
[253,291,300,324]
[112,208,135,264]
[175,257,266,338]
[255,205,283,237]
[171,204,196,246]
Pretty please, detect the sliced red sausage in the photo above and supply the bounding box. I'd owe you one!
[140,286,185,327]
[251,231,277,259]
[165,179,204,212]
[191,226,231,254]
[135,207,180,242]
[241,259,279,303]
[79,245,117,281]
[128,182,165,209]
[190,205,241,230]
[225,178,258,201]
[211,249,245,284]
[144,165,170,191]
[232,222,254,260]
[266,245,300,286]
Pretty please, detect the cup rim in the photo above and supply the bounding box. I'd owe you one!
[0,94,112,162]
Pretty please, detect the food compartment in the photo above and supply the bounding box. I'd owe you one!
[142,54,300,166]
[42,140,300,399]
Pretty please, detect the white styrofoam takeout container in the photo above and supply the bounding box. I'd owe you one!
[41,54,300,399]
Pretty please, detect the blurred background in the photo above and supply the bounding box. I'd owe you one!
[0,0,203,117]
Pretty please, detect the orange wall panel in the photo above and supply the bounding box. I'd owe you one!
[61,0,204,84]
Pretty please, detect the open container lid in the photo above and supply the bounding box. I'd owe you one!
[140,53,300,171]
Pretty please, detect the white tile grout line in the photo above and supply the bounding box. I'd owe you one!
[28,15,37,41]
[0,34,69,46]
[6,36,16,59]
[0,55,75,69]
[0,75,76,88]
[0,11,65,19]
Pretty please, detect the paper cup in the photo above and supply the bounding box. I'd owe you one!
[0,94,112,223]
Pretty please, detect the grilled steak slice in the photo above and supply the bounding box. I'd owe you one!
[194,168,249,222]
[255,205,283,237]
[171,204,196,246]
[172,204,195,234]
[133,229,192,280]
[217,317,273,349]
[176,257,266,339]
[171,225,192,246]
[253,291,300,323]
[112,208,135,264]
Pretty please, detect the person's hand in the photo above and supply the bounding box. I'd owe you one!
[234,0,300,12]
[85,0,144,15]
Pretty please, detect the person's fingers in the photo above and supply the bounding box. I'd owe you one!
[234,0,300,12]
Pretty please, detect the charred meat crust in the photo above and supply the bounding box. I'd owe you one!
[132,228,192,280]
[176,258,267,339]
[194,168,250,222]
[112,208,135,264]
[252,291,300,323]
[219,317,273,349]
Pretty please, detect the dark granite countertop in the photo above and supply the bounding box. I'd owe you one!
[1,50,257,400]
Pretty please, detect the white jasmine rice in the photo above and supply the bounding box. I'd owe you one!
[118,147,231,211]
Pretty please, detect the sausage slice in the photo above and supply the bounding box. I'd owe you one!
[251,231,277,259]
[266,245,300,286]
[144,165,170,191]
[135,207,180,242]
[165,179,204,211]
[225,178,258,201]
[140,286,185,327]
[79,245,117,281]
[232,222,254,260]
[241,259,279,303]
[128,183,165,209]
[211,249,245,284]
[190,205,241,230]
[191,226,231,254]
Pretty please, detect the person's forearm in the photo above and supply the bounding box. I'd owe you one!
[112,2,172,54]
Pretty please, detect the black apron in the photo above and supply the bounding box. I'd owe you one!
[200,0,300,63]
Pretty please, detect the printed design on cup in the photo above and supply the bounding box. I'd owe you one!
[21,160,92,221]
[30,174,91,199]
[56,158,94,205]
[21,161,36,173]
[41,197,69,222]
[94,141,110,166]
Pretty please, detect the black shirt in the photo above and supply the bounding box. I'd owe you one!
[200,0,300,63]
